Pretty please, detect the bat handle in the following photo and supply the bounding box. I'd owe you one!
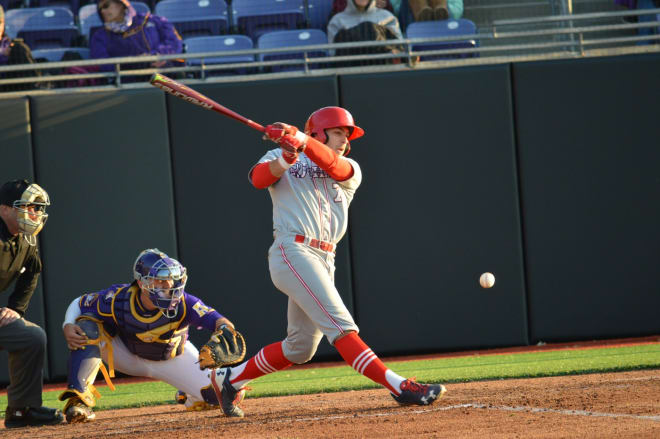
[246,120,265,132]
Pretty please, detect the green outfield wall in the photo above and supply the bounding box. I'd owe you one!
[1,52,659,384]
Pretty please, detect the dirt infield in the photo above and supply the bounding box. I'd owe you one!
[2,369,658,438]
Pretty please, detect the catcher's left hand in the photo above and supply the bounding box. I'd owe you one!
[197,325,247,370]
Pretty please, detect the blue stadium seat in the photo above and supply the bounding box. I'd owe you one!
[78,2,150,43]
[232,0,305,42]
[5,7,80,49]
[184,34,254,75]
[29,0,81,15]
[304,0,332,30]
[78,4,101,42]
[32,47,90,62]
[155,0,228,39]
[405,19,478,60]
[256,28,327,72]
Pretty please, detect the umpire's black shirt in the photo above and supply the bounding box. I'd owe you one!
[0,219,42,315]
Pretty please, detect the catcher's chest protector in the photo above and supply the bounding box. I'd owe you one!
[112,288,189,361]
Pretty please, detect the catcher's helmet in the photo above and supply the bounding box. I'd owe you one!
[304,106,364,156]
[133,249,187,318]
[0,180,50,246]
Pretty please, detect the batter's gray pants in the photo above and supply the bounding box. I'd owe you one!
[0,318,47,408]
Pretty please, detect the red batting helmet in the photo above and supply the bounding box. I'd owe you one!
[304,106,364,156]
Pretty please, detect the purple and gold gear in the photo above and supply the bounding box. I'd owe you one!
[133,249,187,318]
[61,278,229,416]
[58,318,106,408]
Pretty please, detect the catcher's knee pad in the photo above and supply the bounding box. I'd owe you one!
[58,318,104,407]
[199,383,220,406]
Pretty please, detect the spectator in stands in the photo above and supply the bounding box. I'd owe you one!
[327,0,403,44]
[90,0,183,74]
[331,0,401,17]
[614,0,659,44]
[408,0,463,22]
[0,5,43,92]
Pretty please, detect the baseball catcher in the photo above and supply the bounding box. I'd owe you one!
[59,248,248,423]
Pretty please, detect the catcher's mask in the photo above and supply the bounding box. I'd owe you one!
[133,248,187,318]
[304,106,364,156]
[0,180,50,246]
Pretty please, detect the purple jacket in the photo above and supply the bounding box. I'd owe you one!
[90,12,182,71]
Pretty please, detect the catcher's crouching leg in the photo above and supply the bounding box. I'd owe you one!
[58,319,104,423]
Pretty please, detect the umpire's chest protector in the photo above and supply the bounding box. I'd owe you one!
[112,288,189,361]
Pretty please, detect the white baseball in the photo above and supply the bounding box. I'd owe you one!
[479,272,495,288]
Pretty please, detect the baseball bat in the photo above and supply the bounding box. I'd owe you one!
[149,73,265,133]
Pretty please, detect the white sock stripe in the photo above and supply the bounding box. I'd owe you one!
[357,354,377,375]
[355,351,376,374]
[259,349,278,373]
[351,348,371,370]
[255,349,277,374]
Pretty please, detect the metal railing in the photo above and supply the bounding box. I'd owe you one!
[0,8,658,97]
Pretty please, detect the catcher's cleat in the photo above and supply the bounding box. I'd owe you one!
[64,398,96,423]
[185,401,222,411]
[391,379,446,406]
[216,368,246,418]
[175,390,187,405]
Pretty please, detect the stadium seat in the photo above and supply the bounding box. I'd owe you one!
[184,34,254,75]
[231,0,305,42]
[79,1,152,43]
[256,28,327,72]
[155,0,228,39]
[4,7,80,50]
[32,47,90,62]
[29,0,81,15]
[78,4,101,42]
[405,19,478,60]
[304,0,332,30]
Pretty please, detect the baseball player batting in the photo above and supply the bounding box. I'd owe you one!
[216,106,446,417]
[59,249,246,422]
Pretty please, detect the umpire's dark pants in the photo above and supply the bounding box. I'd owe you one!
[0,318,47,408]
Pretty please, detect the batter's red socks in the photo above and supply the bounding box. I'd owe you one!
[334,332,405,395]
[229,341,293,390]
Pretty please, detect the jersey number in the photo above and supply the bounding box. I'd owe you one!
[332,183,343,203]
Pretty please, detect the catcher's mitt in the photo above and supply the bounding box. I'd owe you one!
[197,325,247,370]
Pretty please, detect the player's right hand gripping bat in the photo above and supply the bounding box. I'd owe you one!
[149,73,265,133]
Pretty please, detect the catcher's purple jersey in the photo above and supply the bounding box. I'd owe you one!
[78,282,221,361]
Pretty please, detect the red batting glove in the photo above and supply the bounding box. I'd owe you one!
[265,123,308,169]
[264,122,297,142]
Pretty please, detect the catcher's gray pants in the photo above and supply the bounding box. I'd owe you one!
[0,318,47,408]
[269,237,358,364]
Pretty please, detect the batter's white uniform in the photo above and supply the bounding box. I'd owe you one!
[251,149,362,363]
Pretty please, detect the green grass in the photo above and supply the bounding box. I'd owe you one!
[2,344,659,414]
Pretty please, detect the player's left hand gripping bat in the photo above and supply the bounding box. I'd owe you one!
[149,73,265,133]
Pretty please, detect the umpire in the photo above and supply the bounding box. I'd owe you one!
[0,179,63,428]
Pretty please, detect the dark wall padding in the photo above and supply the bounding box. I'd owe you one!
[0,98,49,381]
[167,76,347,360]
[513,54,660,342]
[341,65,528,356]
[30,90,177,379]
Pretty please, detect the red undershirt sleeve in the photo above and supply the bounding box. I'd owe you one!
[303,137,354,181]
[250,162,279,189]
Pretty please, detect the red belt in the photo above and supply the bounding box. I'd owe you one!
[295,235,335,253]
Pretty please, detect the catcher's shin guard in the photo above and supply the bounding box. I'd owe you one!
[58,319,105,407]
